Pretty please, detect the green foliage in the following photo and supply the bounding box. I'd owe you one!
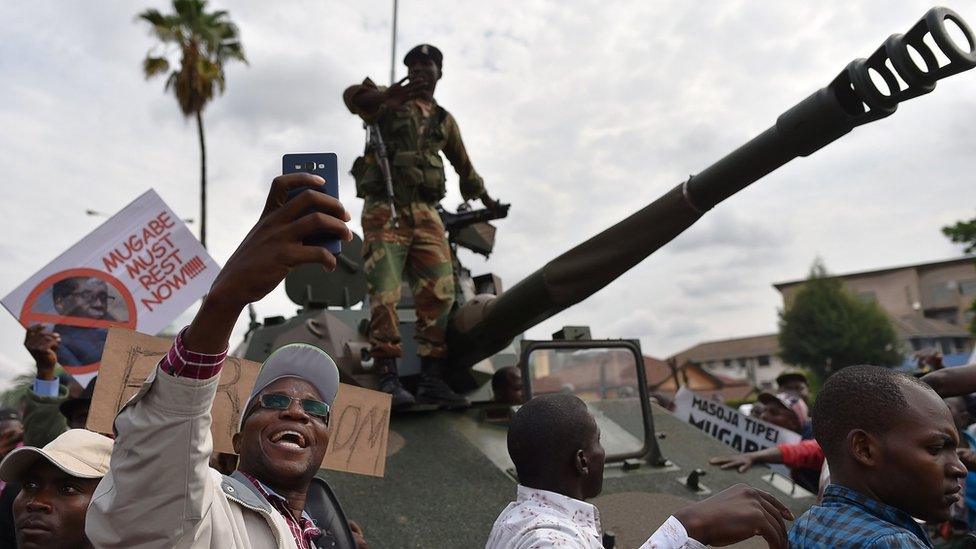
[778,259,901,379]
[137,0,247,117]
[943,217,976,254]
[804,368,823,403]
[942,215,976,335]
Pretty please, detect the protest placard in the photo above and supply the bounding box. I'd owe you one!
[323,384,391,477]
[2,190,218,386]
[672,387,801,453]
[89,328,392,477]
[87,328,259,455]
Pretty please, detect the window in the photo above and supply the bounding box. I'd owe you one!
[928,309,959,324]
[961,279,976,296]
[758,355,771,367]
[955,338,969,353]
[723,359,731,368]
[857,291,877,304]
[940,339,953,355]
[927,282,957,305]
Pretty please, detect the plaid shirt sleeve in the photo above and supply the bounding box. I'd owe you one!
[158,326,227,379]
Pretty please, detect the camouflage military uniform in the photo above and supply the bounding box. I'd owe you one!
[344,78,488,360]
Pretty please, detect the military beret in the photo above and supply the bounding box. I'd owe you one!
[403,43,443,70]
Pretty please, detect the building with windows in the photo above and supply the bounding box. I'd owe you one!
[669,257,976,386]
[774,256,976,364]
[669,333,786,389]
[641,355,755,403]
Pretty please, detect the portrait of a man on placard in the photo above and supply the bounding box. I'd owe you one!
[51,276,123,366]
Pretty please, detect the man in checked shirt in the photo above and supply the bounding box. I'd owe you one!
[84,174,367,548]
[789,365,969,548]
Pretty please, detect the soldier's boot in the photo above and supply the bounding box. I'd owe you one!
[376,357,415,410]
[416,357,470,409]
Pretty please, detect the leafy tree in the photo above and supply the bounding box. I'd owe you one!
[138,0,247,248]
[943,214,976,333]
[779,259,901,379]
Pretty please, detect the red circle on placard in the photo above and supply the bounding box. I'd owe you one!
[20,268,137,375]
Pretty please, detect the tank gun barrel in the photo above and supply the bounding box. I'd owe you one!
[447,7,976,369]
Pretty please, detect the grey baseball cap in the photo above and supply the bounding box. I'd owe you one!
[239,343,340,430]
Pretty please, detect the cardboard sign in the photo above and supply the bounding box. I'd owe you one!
[89,328,392,477]
[672,387,801,452]
[2,190,218,386]
[323,384,391,477]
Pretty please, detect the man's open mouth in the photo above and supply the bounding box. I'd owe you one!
[269,429,308,450]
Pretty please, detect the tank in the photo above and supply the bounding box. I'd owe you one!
[238,8,976,547]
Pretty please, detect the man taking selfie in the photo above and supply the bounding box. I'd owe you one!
[85,175,366,548]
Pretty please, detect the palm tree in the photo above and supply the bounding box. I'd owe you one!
[138,0,247,248]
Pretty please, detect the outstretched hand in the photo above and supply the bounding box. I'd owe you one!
[674,484,793,549]
[186,174,353,353]
[710,453,756,473]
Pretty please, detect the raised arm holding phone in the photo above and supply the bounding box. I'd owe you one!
[86,174,368,548]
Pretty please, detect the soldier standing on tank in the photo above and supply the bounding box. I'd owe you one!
[344,44,499,409]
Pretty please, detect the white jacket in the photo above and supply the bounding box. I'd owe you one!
[86,368,301,548]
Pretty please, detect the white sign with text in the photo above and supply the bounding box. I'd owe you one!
[2,189,218,386]
[672,387,801,452]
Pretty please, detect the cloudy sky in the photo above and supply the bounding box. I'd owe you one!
[1,1,974,384]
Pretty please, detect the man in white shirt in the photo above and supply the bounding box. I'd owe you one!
[486,393,794,548]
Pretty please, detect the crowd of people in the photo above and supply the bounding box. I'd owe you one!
[0,174,973,548]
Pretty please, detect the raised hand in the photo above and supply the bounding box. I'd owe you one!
[674,484,794,549]
[185,174,352,353]
[24,324,60,379]
[384,75,430,108]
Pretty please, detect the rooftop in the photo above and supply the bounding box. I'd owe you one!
[773,255,976,290]
[668,333,779,364]
[890,314,971,339]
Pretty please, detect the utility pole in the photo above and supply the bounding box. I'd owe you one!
[390,0,399,85]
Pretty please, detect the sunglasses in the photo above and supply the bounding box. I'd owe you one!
[258,393,330,423]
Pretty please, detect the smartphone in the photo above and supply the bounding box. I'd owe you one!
[282,153,341,255]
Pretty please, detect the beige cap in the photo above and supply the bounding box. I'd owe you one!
[0,429,112,482]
